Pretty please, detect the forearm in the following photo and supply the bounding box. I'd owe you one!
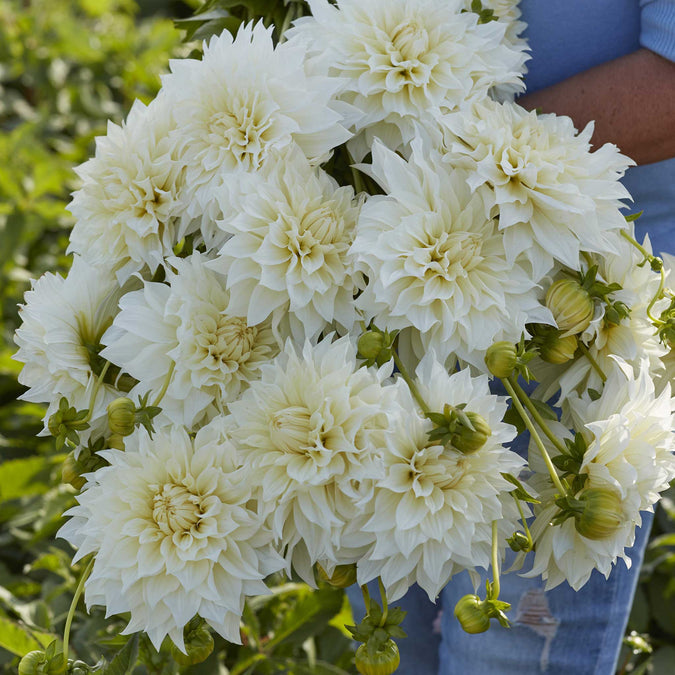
[518,48,675,166]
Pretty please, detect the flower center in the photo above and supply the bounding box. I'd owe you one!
[194,313,258,367]
[390,20,429,62]
[270,405,316,454]
[420,231,482,278]
[152,483,204,536]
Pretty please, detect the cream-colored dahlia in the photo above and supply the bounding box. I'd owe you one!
[209,149,360,342]
[358,355,525,601]
[68,94,187,284]
[58,421,284,650]
[526,361,675,590]
[101,252,278,429]
[14,256,123,439]
[226,336,396,582]
[351,140,551,369]
[289,0,526,160]
[441,99,633,279]
[160,22,350,225]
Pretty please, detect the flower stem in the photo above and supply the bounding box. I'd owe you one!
[151,361,175,408]
[231,653,266,675]
[277,2,296,42]
[577,342,607,383]
[512,493,533,551]
[377,577,389,627]
[501,378,567,496]
[83,361,110,423]
[392,350,430,415]
[360,583,371,613]
[509,377,567,456]
[62,557,94,667]
[490,521,500,599]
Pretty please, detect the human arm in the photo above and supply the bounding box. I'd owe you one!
[518,48,675,166]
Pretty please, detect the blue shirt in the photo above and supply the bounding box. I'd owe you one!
[519,0,675,256]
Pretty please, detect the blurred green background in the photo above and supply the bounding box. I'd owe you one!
[0,0,672,673]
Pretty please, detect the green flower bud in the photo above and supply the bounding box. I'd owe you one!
[546,279,595,336]
[18,651,48,675]
[107,397,136,436]
[170,618,214,667]
[450,412,491,455]
[539,332,578,364]
[574,487,624,540]
[317,563,358,588]
[357,331,387,360]
[355,640,400,675]
[61,452,86,490]
[484,341,518,378]
[507,531,532,552]
[454,594,490,634]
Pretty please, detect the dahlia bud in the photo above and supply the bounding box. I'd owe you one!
[317,563,358,589]
[107,433,126,451]
[546,279,595,336]
[355,640,400,675]
[574,487,624,540]
[485,341,517,378]
[18,651,47,675]
[61,452,86,490]
[450,412,491,455]
[107,398,136,436]
[539,332,578,364]
[170,618,214,666]
[357,331,387,360]
[454,594,490,634]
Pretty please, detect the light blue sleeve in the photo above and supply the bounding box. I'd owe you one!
[640,0,675,61]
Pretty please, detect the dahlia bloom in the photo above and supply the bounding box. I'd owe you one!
[58,421,284,650]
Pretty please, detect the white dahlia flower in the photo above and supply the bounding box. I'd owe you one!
[358,355,525,601]
[101,252,278,429]
[58,421,284,650]
[533,233,668,404]
[14,256,123,437]
[209,150,360,342]
[441,99,634,279]
[526,362,675,590]
[68,94,187,284]
[289,0,527,160]
[351,140,551,369]
[227,336,396,582]
[160,22,350,224]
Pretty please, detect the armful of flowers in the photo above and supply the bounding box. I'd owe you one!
[13,1,675,673]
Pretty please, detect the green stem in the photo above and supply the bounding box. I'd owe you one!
[377,577,389,628]
[509,377,567,456]
[512,493,533,551]
[360,584,371,613]
[646,267,666,324]
[277,2,296,42]
[392,350,430,415]
[230,653,266,675]
[490,521,500,599]
[62,557,94,666]
[501,378,567,496]
[151,361,175,408]
[83,361,110,423]
[577,342,607,383]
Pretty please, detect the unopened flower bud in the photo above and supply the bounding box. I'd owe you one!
[539,332,578,364]
[107,433,126,451]
[170,618,214,666]
[355,640,400,675]
[62,452,86,490]
[317,563,358,588]
[450,412,491,455]
[454,594,490,634]
[485,341,518,378]
[546,279,595,336]
[107,398,136,436]
[574,487,624,540]
[507,531,531,552]
[18,651,47,675]
[357,331,387,360]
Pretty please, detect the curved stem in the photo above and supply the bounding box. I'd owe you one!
[577,342,607,383]
[490,521,500,599]
[151,361,175,408]
[509,377,567,456]
[501,378,567,496]
[377,577,389,628]
[512,493,533,551]
[62,557,94,666]
[392,350,430,415]
[646,267,666,324]
[83,361,110,423]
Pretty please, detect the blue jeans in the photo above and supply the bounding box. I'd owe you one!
[348,513,651,674]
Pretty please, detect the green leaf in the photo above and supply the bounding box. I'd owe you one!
[0,615,55,657]
[0,456,53,503]
[501,473,540,503]
[625,211,644,222]
[652,646,675,675]
[100,633,139,675]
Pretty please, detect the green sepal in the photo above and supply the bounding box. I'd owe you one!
[501,473,540,503]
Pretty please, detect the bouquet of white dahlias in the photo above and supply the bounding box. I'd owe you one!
[14,0,675,673]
